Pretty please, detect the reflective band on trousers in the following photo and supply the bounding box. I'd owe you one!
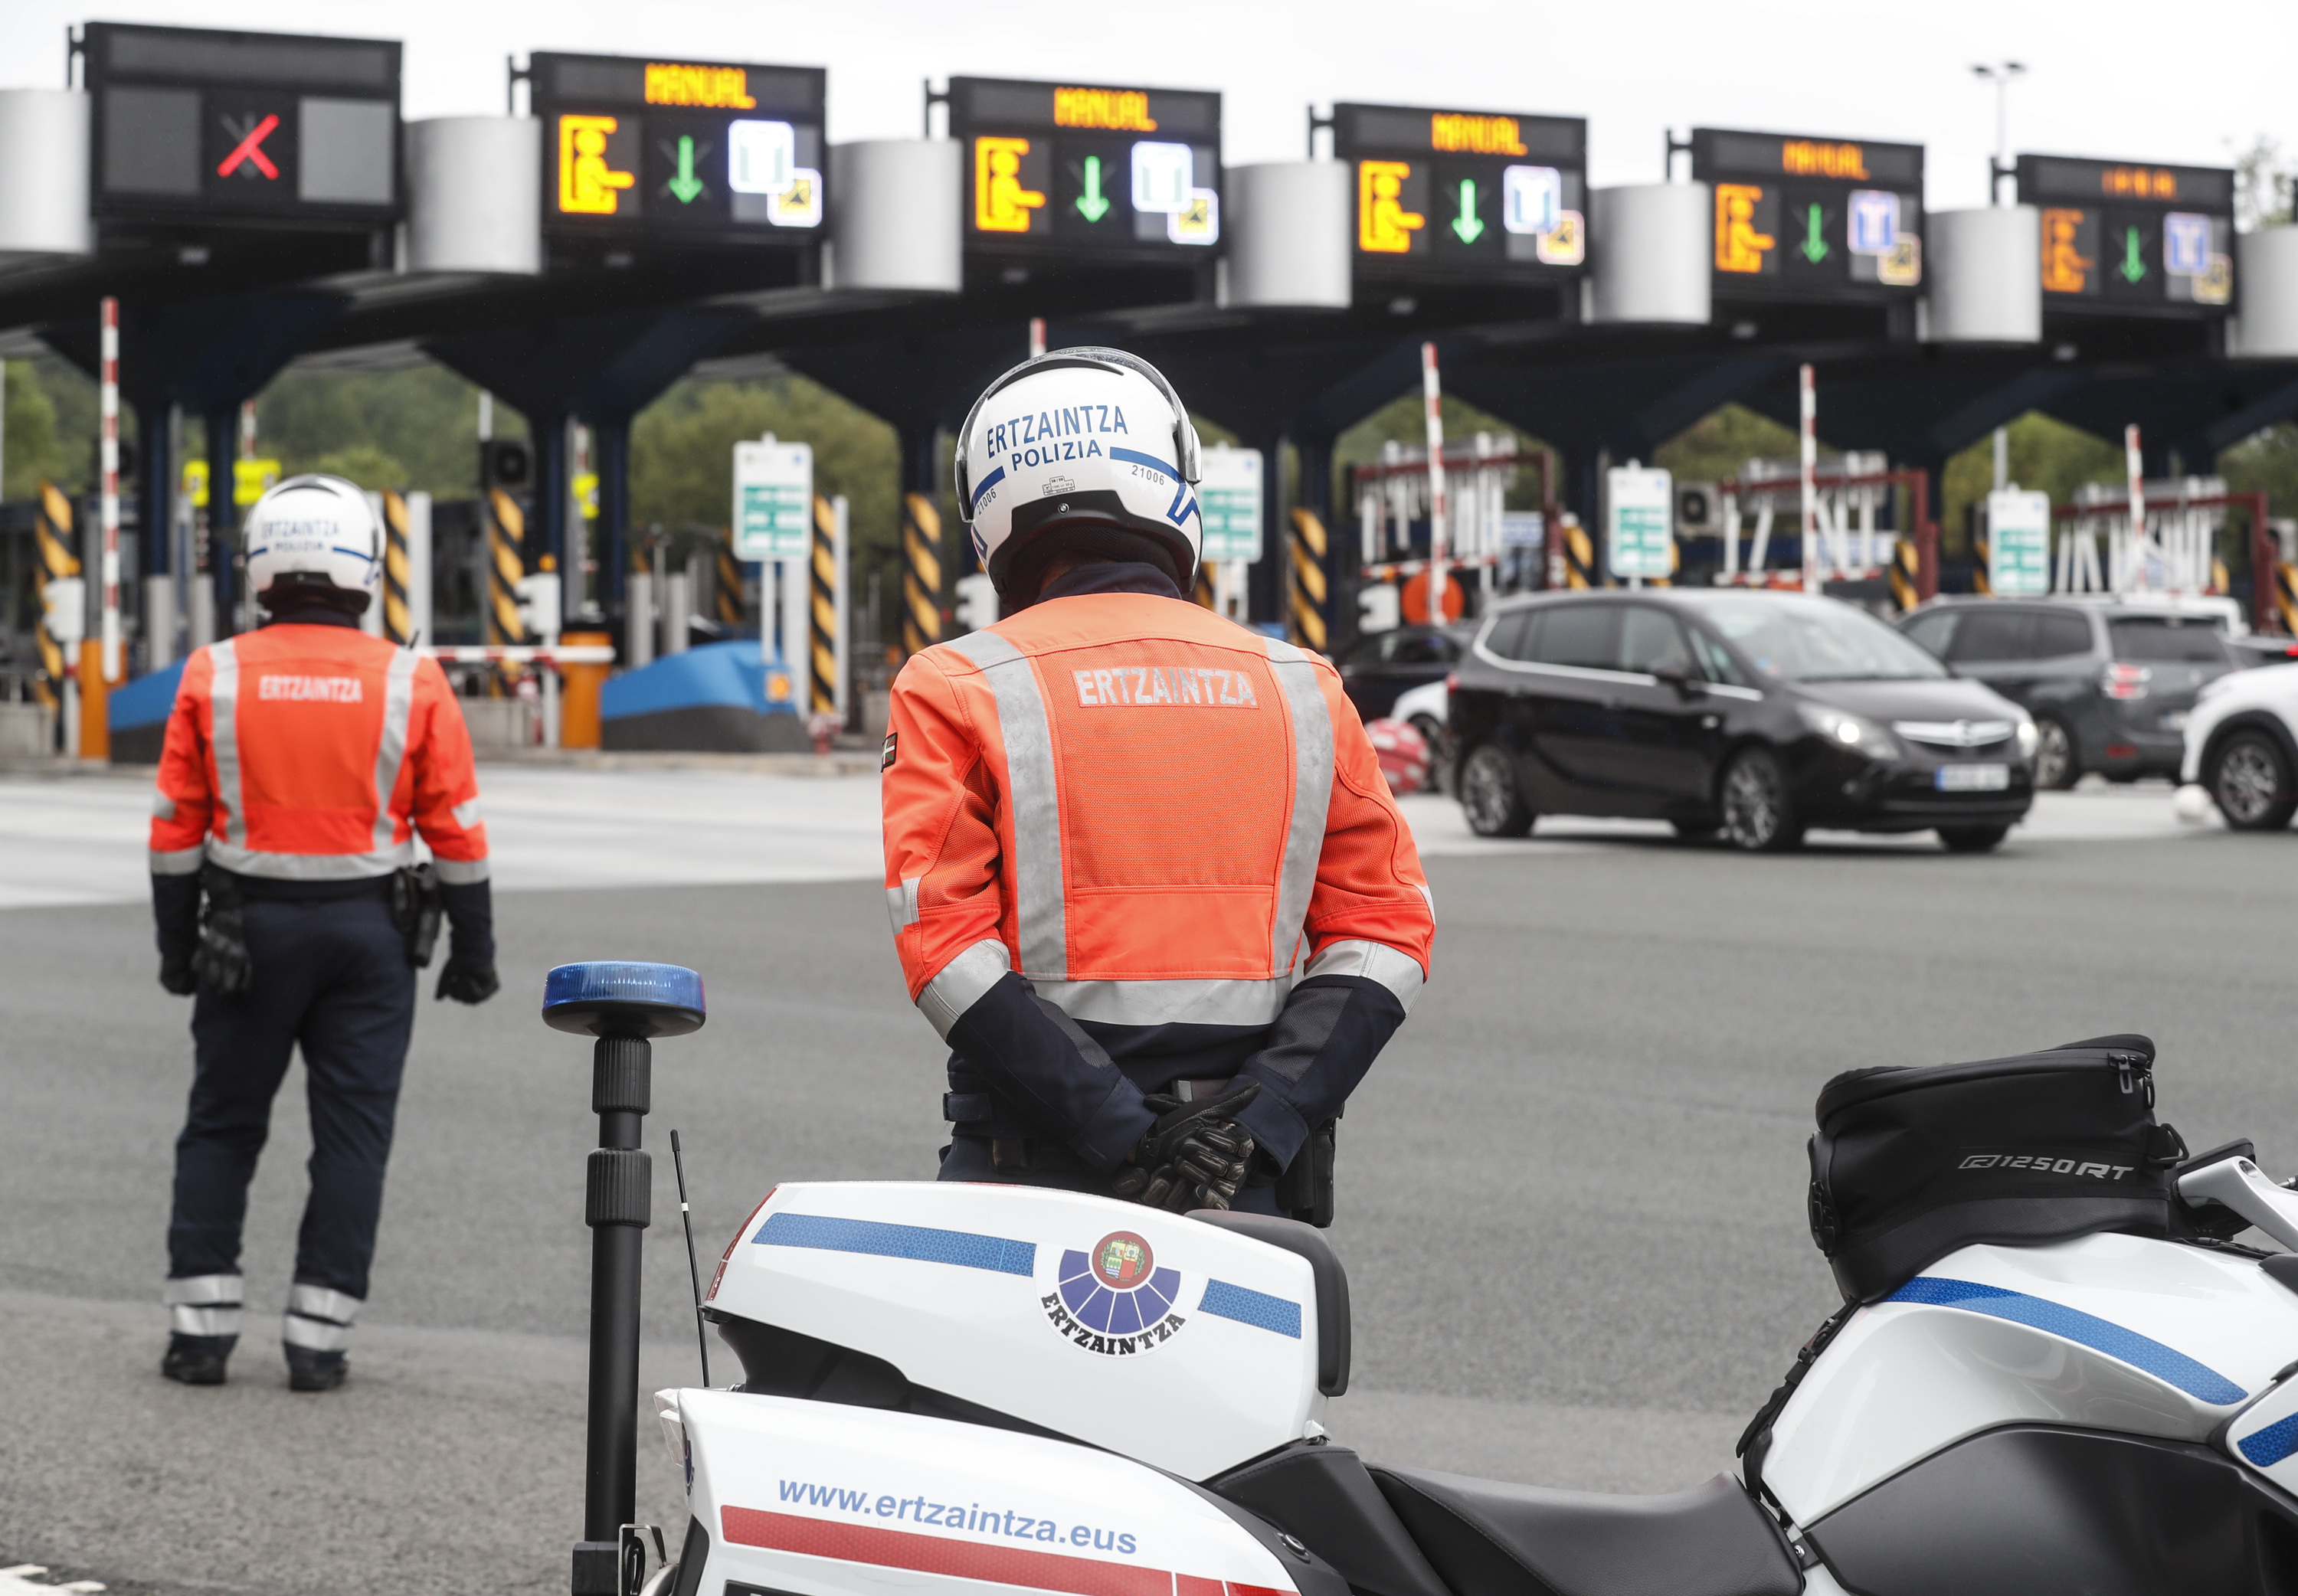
[288,1283,363,1325]
[1263,636,1335,973]
[283,1313,352,1352]
[945,630,1067,978]
[165,1274,244,1339]
[210,639,245,848]
[173,1304,244,1337]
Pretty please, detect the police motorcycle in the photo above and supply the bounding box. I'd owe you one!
[545,963,2298,1596]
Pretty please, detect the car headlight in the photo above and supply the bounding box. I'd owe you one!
[2015,715,2039,760]
[1796,702,1900,761]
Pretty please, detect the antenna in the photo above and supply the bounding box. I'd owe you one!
[669,1130,711,1387]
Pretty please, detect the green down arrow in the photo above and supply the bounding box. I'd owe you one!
[1451,179,1485,244]
[1799,203,1829,263]
[1076,157,1111,222]
[669,136,704,204]
[2119,226,2148,283]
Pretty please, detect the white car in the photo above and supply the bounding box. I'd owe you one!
[2182,661,2298,829]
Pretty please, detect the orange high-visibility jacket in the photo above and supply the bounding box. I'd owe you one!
[149,624,489,885]
[882,586,1433,1169]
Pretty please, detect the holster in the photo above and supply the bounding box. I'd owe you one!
[1275,1117,1339,1229]
[390,862,444,969]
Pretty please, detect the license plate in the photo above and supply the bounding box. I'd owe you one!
[1936,763,2009,792]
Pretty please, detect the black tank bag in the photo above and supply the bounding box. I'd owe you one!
[1807,1032,2227,1304]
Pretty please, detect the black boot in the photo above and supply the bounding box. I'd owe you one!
[286,1348,348,1392]
[162,1333,234,1385]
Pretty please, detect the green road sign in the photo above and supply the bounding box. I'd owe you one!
[732,437,814,561]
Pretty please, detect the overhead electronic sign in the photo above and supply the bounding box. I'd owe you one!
[1334,103,1586,280]
[85,22,401,224]
[1691,129,1923,301]
[2015,155,2234,312]
[531,52,826,244]
[948,77,1221,260]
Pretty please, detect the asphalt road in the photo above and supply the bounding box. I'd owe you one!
[2,770,2293,1594]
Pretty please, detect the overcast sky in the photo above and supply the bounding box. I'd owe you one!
[6,0,2294,214]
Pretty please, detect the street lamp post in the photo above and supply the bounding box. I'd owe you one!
[1972,61,2028,492]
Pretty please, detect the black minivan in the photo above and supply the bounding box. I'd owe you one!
[1449,590,2038,852]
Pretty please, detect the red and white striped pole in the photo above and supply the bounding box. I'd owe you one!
[2123,423,2146,595]
[99,296,122,683]
[1422,341,1448,623]
[1799,362,1818,594]
[1028,317,1046,358]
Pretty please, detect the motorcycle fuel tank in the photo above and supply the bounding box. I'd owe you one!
[704,1182,1328,1480]
[1765,1231,2298,1525]
[664,1390,1311,1596]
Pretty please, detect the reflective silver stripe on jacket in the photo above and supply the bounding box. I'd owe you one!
[152,791,176,821]
[434,855,489,885]
[203,840,413,880]
[208,639,245,848]
[885,875,921,933]
[450,797,482,829]
[1264,637,1335,974]
[1031,975,1295,1029]
[1305,938,1426,1013]
[944,631,1067,979]
[165,1274,243,1339]
[919,937,1013,1039]
[150,845,206,875]
[369,649,420,853]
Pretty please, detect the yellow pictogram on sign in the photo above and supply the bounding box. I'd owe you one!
[974,137,1045,233]
[559,116,634,215]
[1714,184,1773,273]
[2041,208,2092,294]
[1358,161,1423,253]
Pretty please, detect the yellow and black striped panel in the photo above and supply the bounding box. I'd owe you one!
[486,488,526,646]
[902,492,942,658]
[2277,562,2298,637]
[1890,535,1923,611]
[1971,536,1992,598]
[810,495,839,715]
[1563,519,1596,588]
[717,530,745,628]
[1289,508,1327,653]
[381,490,414,644]
[34,481,79,709]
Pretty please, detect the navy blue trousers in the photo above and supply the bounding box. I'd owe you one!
[169,895,415,1300]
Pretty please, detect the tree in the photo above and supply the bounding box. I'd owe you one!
[2,361,67,499]
[1653,404,1805,484]
[255,365,509,495]
[1940,413,2124,556]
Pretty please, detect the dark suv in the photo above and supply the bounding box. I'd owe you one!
[1449,590,2037,852]
[1897,600,2235,787]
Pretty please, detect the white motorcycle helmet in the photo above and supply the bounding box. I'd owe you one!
[954,347,1202,605]
[244,473,381,616]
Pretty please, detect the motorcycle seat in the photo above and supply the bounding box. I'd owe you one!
[1370,1466,1802,1596]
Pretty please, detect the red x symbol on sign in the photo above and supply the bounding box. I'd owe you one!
[217,114,282,180]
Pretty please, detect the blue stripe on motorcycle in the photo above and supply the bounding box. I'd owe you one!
[752,1212,1037,1277]
[1888,1276,2246,1405]
[2239,1412,2298,1467]
[1197,1278,1302,1338]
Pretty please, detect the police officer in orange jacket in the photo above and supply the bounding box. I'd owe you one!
[149,474,498,1391]
[882,349,1435,1218]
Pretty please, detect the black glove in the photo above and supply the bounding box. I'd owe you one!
[159,957,197,996]
[436,958,499,1004]
[192,900,253,996]
[1111,1081,1260,1212]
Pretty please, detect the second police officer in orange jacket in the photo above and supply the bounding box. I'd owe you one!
[881,349,1435,1220]
[149,475,498,1392]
